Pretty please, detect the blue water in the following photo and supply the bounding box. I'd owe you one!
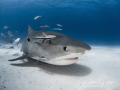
[0,0,120,45]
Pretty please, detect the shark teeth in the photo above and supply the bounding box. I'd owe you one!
[65,57,78,60]
[52,50,90,61]
[53,53,83,61]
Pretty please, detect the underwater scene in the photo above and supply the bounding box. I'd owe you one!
[0,0,120,90]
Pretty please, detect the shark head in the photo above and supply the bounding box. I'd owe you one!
[22,26,91,65]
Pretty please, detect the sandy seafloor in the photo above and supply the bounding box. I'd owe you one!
[0,44,120,90]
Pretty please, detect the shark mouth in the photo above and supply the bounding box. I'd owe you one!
[53,53,83,61]
[53,50,90,62]
[65,57,78,60]
[47,53,81,65]
[32,51,89,65]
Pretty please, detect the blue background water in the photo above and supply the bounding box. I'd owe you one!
[0,0,120,45]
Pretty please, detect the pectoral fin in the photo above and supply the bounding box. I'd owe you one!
[8,54,28,61]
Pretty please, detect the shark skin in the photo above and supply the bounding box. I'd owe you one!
[10,25,91,65]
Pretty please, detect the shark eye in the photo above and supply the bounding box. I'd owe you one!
[63,47,67,51]
[27,38,30,42]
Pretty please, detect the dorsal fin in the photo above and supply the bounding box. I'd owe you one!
[28,25,34,34]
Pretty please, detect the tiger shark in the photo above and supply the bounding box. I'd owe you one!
[9,25,91,65]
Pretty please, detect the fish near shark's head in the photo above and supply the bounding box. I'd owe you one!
[26,26,91,65]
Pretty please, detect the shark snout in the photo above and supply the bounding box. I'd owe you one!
[84,44,91,51]
[78,40,91,51]
[72,41,91,55]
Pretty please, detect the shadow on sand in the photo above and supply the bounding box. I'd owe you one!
[9,58,92,76]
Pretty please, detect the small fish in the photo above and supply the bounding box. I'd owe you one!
[8,31,13,37]
[3,26,9,29]
[1,33,7,37]
[13,38,20,46]
[13,53,19,56]
[34,56,47,64]
[28,32,56,44]
[34,15,42,20]
[8,46,14,49]
[28,32,56,39]
[2,38,12,44]
[52,28,62,30]
[38,32,55,39]
[16,31,18,33]
[57,24,63,27]
[38,25,50,29]
[42,32,56,39]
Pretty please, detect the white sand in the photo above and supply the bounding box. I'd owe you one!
[0,44,120,90]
